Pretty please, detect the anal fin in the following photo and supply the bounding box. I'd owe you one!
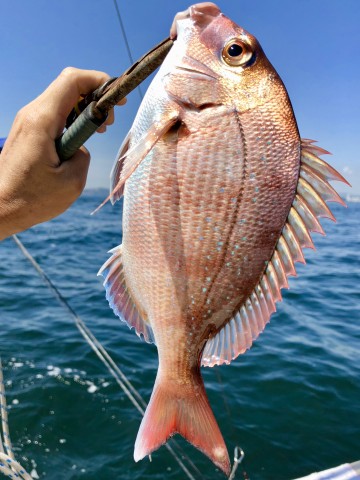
[202,279,276,367]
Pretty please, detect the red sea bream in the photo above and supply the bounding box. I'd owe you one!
[98,2,349,475]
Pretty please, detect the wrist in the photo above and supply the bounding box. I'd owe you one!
[0,183,29,241]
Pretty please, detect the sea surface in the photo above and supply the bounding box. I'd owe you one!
[0,190,359,480]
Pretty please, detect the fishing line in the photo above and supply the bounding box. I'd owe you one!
[7,4,241,477]
[11,234,200,480]
[11,232,246,480]
[228,447,248,480]
[112,0,143,101]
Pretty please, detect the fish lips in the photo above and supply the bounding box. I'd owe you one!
[170,2,221,39]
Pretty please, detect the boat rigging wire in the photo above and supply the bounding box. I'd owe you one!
[11,234,202,480]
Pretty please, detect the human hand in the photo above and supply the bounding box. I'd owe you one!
[0,67,125,240]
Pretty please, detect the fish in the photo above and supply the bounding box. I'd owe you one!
[98,2,349,475]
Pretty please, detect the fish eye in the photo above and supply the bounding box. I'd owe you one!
[222,39,253,67]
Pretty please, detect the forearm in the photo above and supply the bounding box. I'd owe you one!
[0,186,28,240]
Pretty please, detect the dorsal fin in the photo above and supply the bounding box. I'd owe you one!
[98,245,155,344]
[201,140,348,367]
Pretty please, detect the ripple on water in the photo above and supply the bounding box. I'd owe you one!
[0,194,358,479]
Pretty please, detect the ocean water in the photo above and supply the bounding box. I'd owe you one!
[0,190,358,480]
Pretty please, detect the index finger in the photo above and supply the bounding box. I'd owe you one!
[36,67,111,137]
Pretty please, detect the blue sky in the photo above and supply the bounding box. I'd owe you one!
[1,0,359,194]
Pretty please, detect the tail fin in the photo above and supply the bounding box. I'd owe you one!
[134,375,230,475]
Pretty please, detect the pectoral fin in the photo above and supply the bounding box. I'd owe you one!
[110,131,131,204]
[92,109,180,213]
[110,112,180,201]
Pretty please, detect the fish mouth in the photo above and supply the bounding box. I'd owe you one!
[170,3,221,39]
[174,65,217,81]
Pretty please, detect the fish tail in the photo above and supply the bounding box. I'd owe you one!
[134,372,230,475]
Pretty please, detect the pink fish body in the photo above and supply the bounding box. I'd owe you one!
[99,3,349,475]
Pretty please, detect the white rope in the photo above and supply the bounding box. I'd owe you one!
[0,453,32,480]
[0,359,14,461]
[0,359,32,480]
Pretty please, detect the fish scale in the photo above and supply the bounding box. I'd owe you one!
[98,2,349,475]
[208,106,299,320]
